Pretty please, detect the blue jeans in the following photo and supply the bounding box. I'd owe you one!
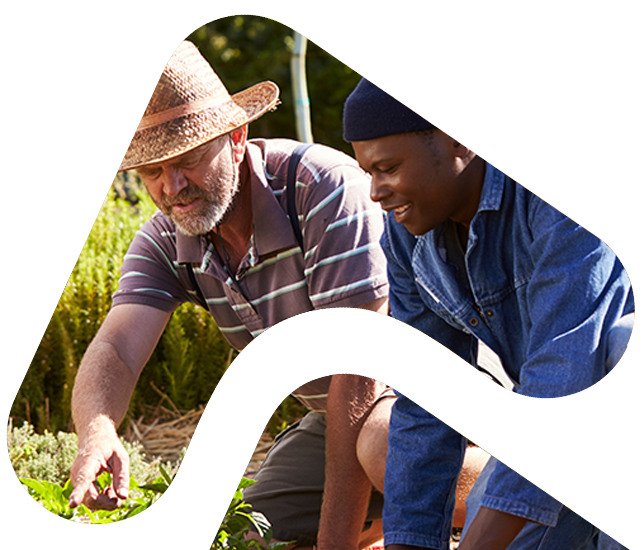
[383,314,634,549]
[463,457,627,549]
[461,315,634,549]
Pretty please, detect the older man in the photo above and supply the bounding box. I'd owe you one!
[67,40,393,549]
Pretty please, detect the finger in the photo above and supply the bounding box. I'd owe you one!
[109,451,130,500]
[69,471,98,508]
[85,487,123,511]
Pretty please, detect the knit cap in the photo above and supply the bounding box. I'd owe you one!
[343,78,435,142]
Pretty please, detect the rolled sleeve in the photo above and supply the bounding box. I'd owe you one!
[384,394,467,550]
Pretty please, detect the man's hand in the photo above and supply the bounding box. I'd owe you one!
[69,417,130,510]
[69,304,171,510]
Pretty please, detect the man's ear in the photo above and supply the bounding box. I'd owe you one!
[230,125,248,164]
[453,140,472,159]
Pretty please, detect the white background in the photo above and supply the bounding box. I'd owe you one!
[0,1,641,549]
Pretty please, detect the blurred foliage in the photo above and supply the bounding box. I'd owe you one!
[188,15,362,155]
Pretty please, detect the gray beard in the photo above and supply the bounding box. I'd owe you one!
[162,157,240,237]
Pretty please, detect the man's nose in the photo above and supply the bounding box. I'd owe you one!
[369,176,390,204]
[161,166,187,196]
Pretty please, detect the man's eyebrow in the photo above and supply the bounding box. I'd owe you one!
[181,145,208,160]
[138,163,161,173]
[369,156,396,169]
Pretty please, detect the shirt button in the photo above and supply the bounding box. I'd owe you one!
[469,318,479,327]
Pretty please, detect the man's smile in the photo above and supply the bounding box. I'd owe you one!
[381,202,412,223]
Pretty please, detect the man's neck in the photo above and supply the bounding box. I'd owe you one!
[454,156,486,248]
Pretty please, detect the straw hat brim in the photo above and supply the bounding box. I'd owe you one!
[119,80,280,172]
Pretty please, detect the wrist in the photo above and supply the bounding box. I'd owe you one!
[77,414,119,444]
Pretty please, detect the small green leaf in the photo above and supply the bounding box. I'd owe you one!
[237,478,257,490]
[158,464,173,486]
[138,482,168,494]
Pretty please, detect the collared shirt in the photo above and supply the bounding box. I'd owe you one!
[112,138,389,413]
[381,163,634,547]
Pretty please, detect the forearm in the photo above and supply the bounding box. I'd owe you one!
[317,374,385,550]
[71,338,139,442]
[458,507,527,550]
[72,303,169,442]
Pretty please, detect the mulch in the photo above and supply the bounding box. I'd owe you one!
[122,404,273,477]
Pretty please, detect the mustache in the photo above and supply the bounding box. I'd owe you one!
[160,185,206,208]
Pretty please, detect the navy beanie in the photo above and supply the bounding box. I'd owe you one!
[343,78,435,142]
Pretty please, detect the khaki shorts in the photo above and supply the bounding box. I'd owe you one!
[243,410,386,546]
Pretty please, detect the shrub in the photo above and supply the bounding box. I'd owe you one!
[215,477,293,550]
[7,420,169,487]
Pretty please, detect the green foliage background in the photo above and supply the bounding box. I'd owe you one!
[11,15,355,436]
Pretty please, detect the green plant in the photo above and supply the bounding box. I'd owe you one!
[11,420,180,525]
[213,478,293,550]
[19,467,173,524]
[10,421,289,549]
[19,459,291,550]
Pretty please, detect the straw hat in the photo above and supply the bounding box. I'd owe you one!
[119,41,280,171]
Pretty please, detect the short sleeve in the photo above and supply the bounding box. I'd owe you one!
[293,145,389,309]
[111,212,194,312]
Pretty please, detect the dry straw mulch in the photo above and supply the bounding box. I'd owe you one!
[122,393,273,478]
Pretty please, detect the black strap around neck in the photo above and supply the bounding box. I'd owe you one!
[286,143,314,251]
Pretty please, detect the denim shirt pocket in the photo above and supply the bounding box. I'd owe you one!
[414,275,473,334]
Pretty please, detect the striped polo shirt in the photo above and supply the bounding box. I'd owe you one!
[112,138,389,414]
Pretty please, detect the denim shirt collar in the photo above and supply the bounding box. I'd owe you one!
[476,162,505,214]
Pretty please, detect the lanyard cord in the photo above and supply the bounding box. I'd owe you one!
[214,224,258,315]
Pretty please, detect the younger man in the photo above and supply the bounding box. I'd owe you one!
[342,78,634,550]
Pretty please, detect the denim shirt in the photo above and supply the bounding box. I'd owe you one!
[381,163,634,549]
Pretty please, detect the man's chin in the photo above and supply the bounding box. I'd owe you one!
[172,215,217,237]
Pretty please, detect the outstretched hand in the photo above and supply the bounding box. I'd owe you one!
[69,426,130,510]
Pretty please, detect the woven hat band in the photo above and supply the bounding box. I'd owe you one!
[137,93,239,132]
